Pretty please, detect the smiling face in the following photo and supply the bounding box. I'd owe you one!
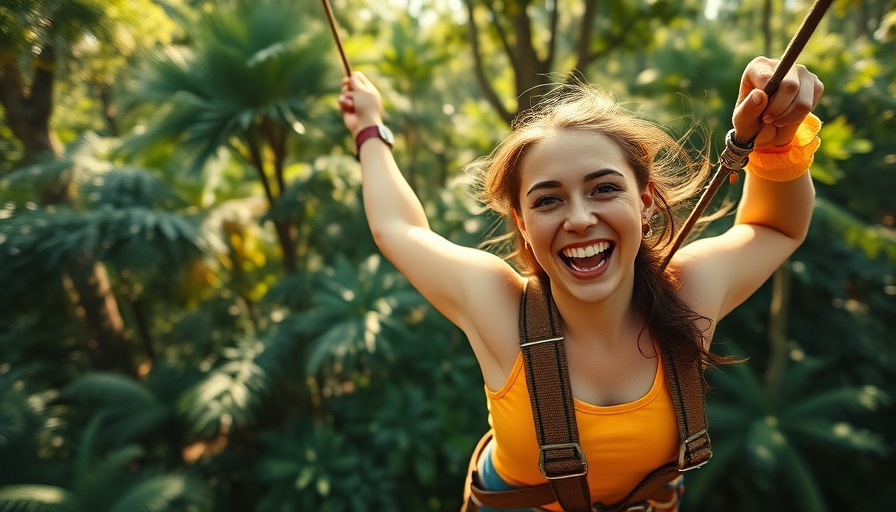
[515,129,654,304]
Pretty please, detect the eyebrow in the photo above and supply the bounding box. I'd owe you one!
[525,168,625,196]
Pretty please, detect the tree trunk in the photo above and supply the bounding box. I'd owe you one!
[0,42,132,374]
[0,51,63,162]
[465,0,660,123]
[93,80,120,137]
[508,5,552,117]
[244,127,298,274]
[64,261,132,372]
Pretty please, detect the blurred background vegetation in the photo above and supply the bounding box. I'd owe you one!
[1,0,894,510]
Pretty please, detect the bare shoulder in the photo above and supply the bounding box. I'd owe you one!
[454,250,527,381]
[669,223,796,322]
[381,225,525,382]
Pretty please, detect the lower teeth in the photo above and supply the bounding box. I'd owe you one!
[569,257,606,272]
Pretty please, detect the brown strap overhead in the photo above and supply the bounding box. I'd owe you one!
[466,277,711,511]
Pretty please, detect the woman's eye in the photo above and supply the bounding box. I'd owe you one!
[592,183,620,195]
[533,196,560,208]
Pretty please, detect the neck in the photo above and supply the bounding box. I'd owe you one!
[549,273,641,350]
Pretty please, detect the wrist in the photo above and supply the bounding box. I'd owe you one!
[352,115,384,137]
[745,113,822,182]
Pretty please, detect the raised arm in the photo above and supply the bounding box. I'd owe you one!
[338,72,522,352]
[673,57,824,321]
[338,72,430,250]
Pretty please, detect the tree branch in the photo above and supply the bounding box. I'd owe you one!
[463,0,513,124]
[588,15,639,63]
[244,128,276,207]
[486,2,520,72]
[545,0,561,68]
[574,0,600,72]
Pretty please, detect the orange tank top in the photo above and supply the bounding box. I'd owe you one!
[485,351,679,511]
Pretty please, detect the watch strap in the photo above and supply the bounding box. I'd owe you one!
[355,125,392,155]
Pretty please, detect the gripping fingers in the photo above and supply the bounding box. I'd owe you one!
[764,65,822,128]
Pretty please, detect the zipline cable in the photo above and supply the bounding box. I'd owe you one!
[661,0,834,270]
[321,0,352,77]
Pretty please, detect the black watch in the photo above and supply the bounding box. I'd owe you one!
[355,124,395,155]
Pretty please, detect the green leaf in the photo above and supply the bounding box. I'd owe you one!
[109,475,213,512]
[0,485,74,512]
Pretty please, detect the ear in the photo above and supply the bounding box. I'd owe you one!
[640,181,656,218]
[512,209,528,242]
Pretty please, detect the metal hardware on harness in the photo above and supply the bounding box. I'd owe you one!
[520,336,564,348]
[623,505,653,512]
[538,442,589,479]
[678,429,712,471]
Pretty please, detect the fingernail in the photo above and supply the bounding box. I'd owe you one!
[750,90,762,105]
[763,114,775,124]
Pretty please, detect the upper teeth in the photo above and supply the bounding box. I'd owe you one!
[562,242,610,259]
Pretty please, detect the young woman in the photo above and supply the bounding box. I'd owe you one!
[339,57,823,511]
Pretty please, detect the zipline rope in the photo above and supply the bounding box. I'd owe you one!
[661,0,834,269]
[321,0,352,77]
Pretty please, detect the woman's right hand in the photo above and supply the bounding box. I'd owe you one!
[338,71,385,137]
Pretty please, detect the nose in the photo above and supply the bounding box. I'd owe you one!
[563,199,598,232]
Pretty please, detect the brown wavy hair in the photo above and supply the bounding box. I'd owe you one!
[467,83,732,368]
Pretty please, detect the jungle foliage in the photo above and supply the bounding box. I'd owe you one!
[1,0,894,511]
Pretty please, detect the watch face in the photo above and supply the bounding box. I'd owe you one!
[377,125,395,146]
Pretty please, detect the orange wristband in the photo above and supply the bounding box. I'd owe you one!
[745,113,822,182]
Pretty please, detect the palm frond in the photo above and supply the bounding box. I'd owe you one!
[776,442,827,512]
[1,203,211,282]
[253,416,399,511]
[63,373,172,446]
[0,158,74,204]
[261,273,314,309]
[705,360,767,411]
[178,336,279,434]
[787,420,889,456]
[705,401,754,435]
[81,166,185,210]
[64,373,157,409]
[1,133,130,206]
[124,0,336,171]
[0,484,74,512]
[108,474,213,512]
[72,415,105,482]
[783,384,889,422]
[82,445,146,501]
[744,416,788,475]
[291,254,424,376]
[679,432,743,505]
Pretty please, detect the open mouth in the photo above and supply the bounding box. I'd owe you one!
[560,241,614,272]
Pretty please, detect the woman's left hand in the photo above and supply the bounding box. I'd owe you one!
[731,56,824,147]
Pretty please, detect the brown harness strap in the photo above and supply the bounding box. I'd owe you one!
[466,278,711,511]
[519,277,591,511]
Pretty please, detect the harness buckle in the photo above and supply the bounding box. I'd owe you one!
[538,442,588,480]
[678,429,712,471]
